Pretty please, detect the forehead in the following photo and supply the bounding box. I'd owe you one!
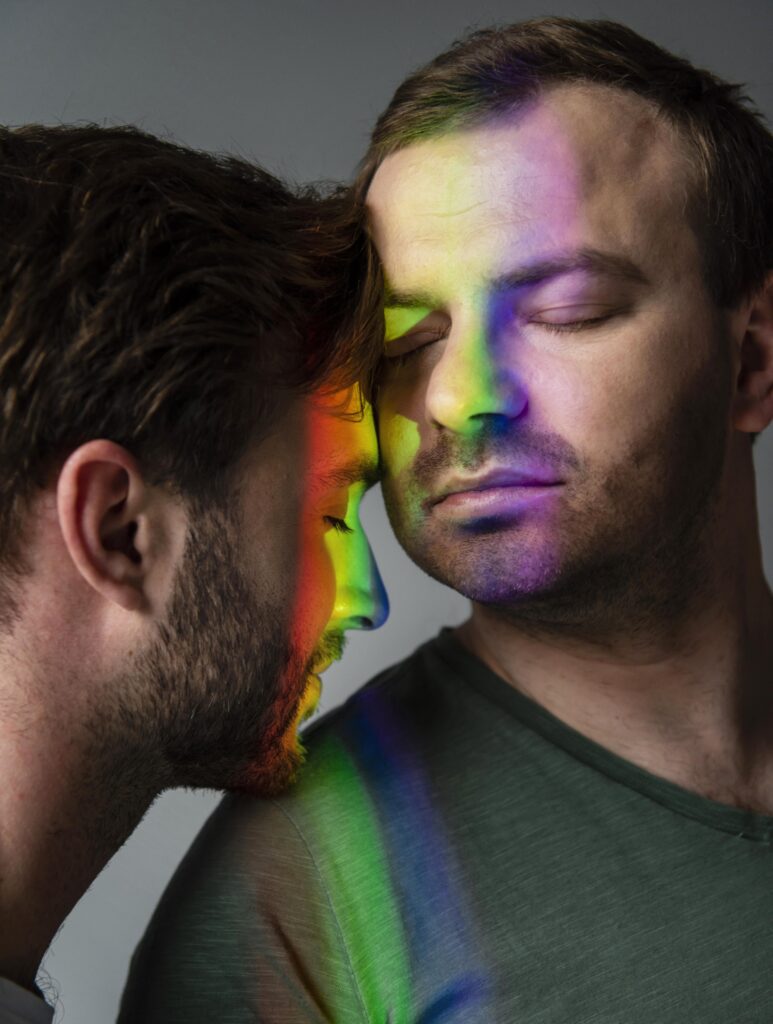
[367,84,698,290]
[307,390,379,489]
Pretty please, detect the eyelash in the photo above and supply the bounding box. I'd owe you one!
[324,516,354,535]
[385,315,611,365]
[534,315,611,334]
[384,330,445,368]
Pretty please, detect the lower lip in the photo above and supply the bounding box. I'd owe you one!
[434,484,563,520]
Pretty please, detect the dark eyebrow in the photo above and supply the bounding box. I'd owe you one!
[491,248,649,293]
[383,284,437,310]
[315,455,381,492]
[384,248,649,310]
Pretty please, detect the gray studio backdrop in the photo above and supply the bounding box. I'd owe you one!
[1,0,771,1020]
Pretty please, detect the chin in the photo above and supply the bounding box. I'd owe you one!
[229,737,305,798]
[406,523,566,604]
[228,675,321,798]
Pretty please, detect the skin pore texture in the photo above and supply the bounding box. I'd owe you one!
[369,84,773,813]
[0,387,386,992]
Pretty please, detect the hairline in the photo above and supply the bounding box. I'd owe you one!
[363,81,721,313]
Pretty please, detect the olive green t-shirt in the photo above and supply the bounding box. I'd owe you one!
[120,630,773,1023]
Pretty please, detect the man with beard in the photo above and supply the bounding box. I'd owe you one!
[0,124,387,1023]
[120,18,773,1023]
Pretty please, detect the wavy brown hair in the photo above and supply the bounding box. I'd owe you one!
[356,17,773,312]
[0,124,383,591]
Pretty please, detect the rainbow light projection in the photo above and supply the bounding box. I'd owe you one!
[280,112,587,1017]
[246,107,591,1016]
[371,110,589,611]
[244,384,488,1020]
[257,684,490,1022]
[280,386,388,754]
[227,72,733,1020]
[333,690,490,1022]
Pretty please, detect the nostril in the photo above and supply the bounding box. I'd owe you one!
[357,615,375,631]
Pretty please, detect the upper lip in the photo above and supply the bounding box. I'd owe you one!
[431,467,563,505]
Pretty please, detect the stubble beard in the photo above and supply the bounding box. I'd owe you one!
[108,504,314,800]
[382,347,732,648]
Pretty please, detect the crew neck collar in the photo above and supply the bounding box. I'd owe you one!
[432,627,773,843]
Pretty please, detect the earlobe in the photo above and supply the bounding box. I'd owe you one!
[57,441,148,612]
[732,273,773,435]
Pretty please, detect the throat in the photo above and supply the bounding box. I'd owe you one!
[0,720,160,990]
[457,592,773,814]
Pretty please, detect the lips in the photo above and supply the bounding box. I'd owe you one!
[308,650,344,677]
[431,466,563,506]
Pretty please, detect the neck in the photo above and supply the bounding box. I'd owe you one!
[460,484,773,811]
[0,658,159,991]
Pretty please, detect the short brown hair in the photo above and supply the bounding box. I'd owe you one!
[0,124,382,582]
[357,17,773,310]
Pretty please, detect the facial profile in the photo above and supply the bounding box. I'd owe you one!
[369,84,740,634]
[120,387,387,798]
[281,387,389,749]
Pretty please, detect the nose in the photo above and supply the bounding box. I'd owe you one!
[334,541,389,633]
[425,311,527,435]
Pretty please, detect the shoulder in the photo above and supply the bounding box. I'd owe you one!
[283,636,452,827]
[119,647,441,1024]
[136,642,440,922]
[138,639,448,933]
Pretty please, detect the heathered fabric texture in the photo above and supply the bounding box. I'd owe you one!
[120,630,773,1023]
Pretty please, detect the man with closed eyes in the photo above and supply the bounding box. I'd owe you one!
[121,17,773,1022]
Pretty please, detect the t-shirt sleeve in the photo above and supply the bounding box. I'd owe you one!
[118,795,369,1024]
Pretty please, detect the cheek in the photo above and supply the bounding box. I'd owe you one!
[378,361,430,425]
[378,405,422,480]
[539,327,674,454]
[287,523,337,654]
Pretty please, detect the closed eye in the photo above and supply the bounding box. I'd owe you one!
[384,327,447,364]
[528,313,615,334]
[323,515,354,535]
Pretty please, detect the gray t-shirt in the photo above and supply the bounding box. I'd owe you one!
[120,630,773,1023]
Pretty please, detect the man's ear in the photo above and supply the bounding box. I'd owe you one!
[732,271,773,435]
[56,440,174,613]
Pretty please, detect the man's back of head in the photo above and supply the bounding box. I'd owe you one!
[0,122,385,1005]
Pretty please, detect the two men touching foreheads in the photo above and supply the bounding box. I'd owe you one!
[3,15,773,1024]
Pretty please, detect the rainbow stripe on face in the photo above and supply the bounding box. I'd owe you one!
[369,118,602,607]
[280,386,387,753]
[251,388,486,1017]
